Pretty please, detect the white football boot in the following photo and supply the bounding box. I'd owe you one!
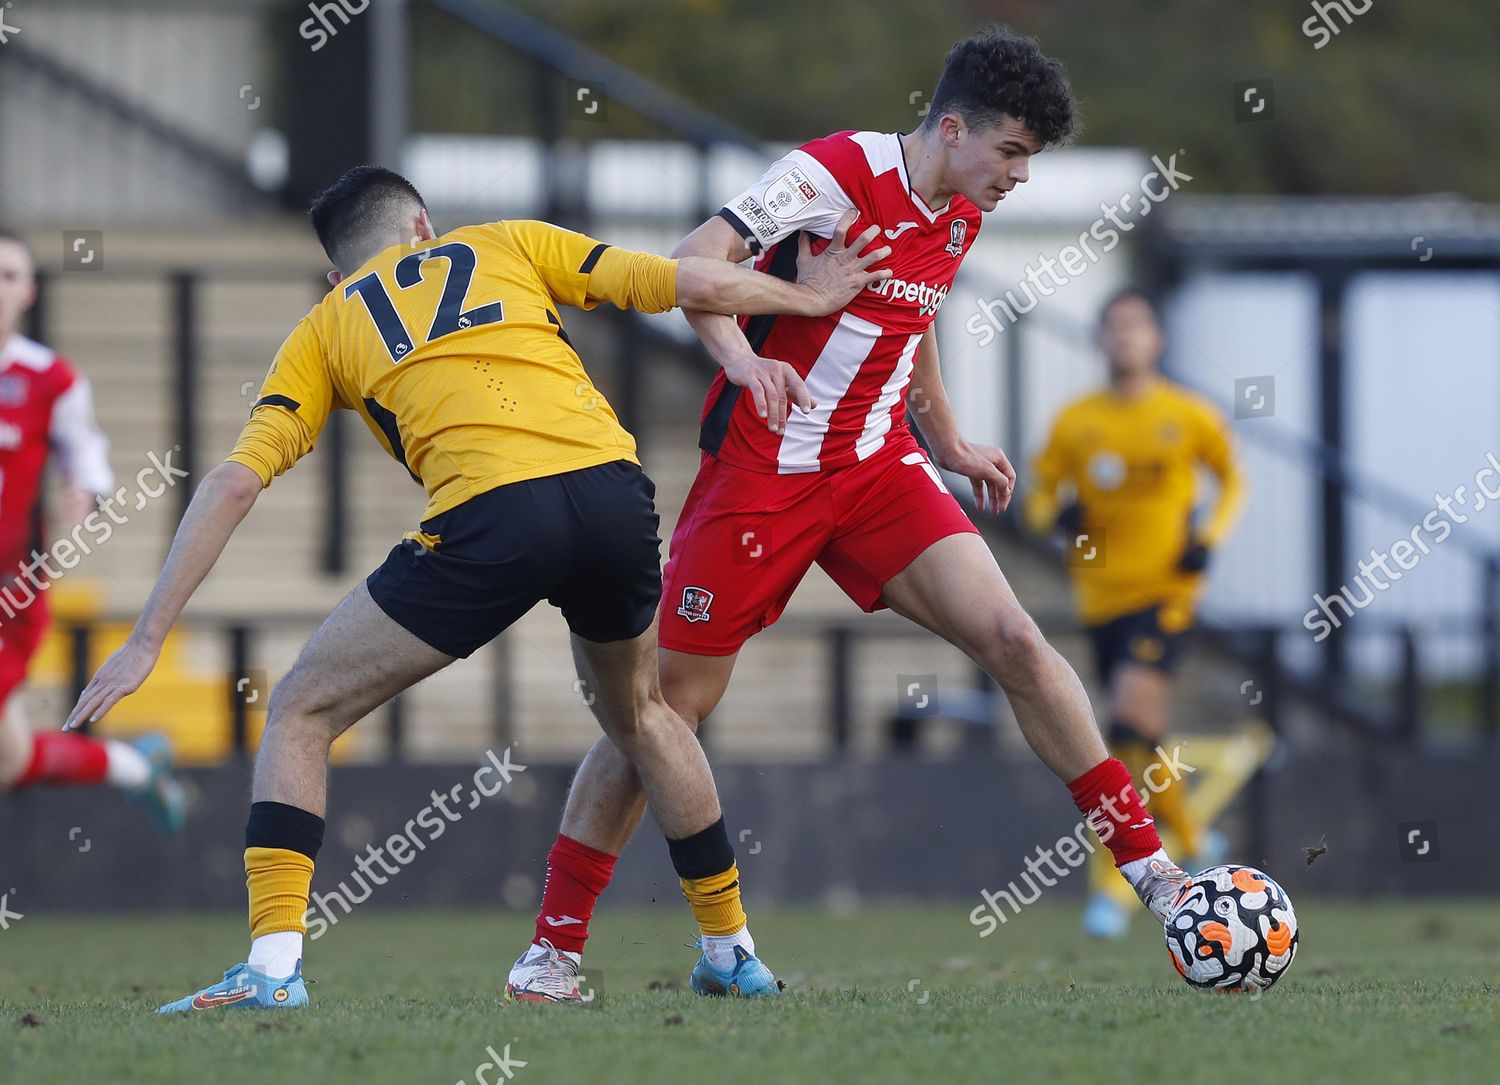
[504,939,584,1004]
[1130,856,1194,924]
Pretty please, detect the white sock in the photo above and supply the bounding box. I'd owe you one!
[247,931,303,979]
[1120,848,1174,888]
[103,741,151,790]
[701,925,755,970]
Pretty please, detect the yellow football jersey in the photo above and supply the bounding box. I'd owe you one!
[1026,378,1245,626]
[227,220,678,526]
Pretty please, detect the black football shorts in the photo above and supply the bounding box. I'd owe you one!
[366,459,662,657]
[1087,603,1192,686]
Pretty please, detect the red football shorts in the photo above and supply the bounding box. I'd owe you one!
[659,433,979,655]
[0,588,50,712]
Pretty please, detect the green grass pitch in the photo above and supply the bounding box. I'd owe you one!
[3,901,1496,1084]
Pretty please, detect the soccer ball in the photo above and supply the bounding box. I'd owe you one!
[1164,864,1298,993]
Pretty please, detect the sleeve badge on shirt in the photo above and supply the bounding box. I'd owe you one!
[765,167,820,220]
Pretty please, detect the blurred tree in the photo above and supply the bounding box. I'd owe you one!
[409,0,1500,199]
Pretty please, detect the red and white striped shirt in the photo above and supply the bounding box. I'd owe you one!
[703,130,980,473]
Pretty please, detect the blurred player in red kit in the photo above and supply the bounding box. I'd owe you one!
[0,227,183,830]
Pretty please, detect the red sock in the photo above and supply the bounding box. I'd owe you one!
[1067,757,1162,866]
[533,833,617,954]
[15,731,110,788]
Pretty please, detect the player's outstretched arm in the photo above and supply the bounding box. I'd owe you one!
[670,212,890,434]
[674,210,889,318]
[64,462,263,729]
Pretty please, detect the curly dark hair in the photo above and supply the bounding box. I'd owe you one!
[923,27,1078,147]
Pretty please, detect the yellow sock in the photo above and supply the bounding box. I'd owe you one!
[245,846,315,939]
[680,862,747,936]
[1146,761,1201,857]
[1110,738,1201,859]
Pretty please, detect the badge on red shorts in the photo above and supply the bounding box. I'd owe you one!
[677,586,714,623]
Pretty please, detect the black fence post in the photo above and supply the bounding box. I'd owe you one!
[533,59,563,224]
[490,633,513,752]
[1247,625,1282,866]
[172,272,198,529]
[68,624,93,734]
[1396,626,1421,743]
[617,312,644,457]
[321,409,349,575]
[387,694,405,762]
[1316,270,1349,683]
[228,624,253,759]
[828,626,853,754]
[694,141,715,228]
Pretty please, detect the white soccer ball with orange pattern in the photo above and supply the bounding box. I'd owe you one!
[1164,864,1298,992]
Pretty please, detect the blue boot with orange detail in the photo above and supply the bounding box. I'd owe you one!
[689,943,781,998]
[156,959,307,1013]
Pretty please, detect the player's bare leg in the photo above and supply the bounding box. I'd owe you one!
[553,648,738,855]
[0,693,34,788]
[879,533,1189,920]
[153,580,461,1013]
[251,582,455,817]
[881,533,1105,778]
[1111,663,1169,742]
[510,626,772,1001]
[567,624,727,840]
[1110,663,1198,857]
[0,693,30,787]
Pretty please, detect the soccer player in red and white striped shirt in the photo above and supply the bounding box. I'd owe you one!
[509,27,1191,998]
[0,228,184,829]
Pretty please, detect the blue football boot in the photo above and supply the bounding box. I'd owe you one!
[689,943,781,998]
[157,960,308,1014]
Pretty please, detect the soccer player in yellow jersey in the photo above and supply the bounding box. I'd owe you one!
[1027,288,1245,938]
[64,166,890,1009]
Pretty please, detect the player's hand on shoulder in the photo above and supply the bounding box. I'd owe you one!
[721,353,816,436]
[932,438,1017,515]
[795,210,891,315]
[64,635,163,731]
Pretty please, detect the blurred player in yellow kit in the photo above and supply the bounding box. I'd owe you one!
[1027,289,1245,938]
